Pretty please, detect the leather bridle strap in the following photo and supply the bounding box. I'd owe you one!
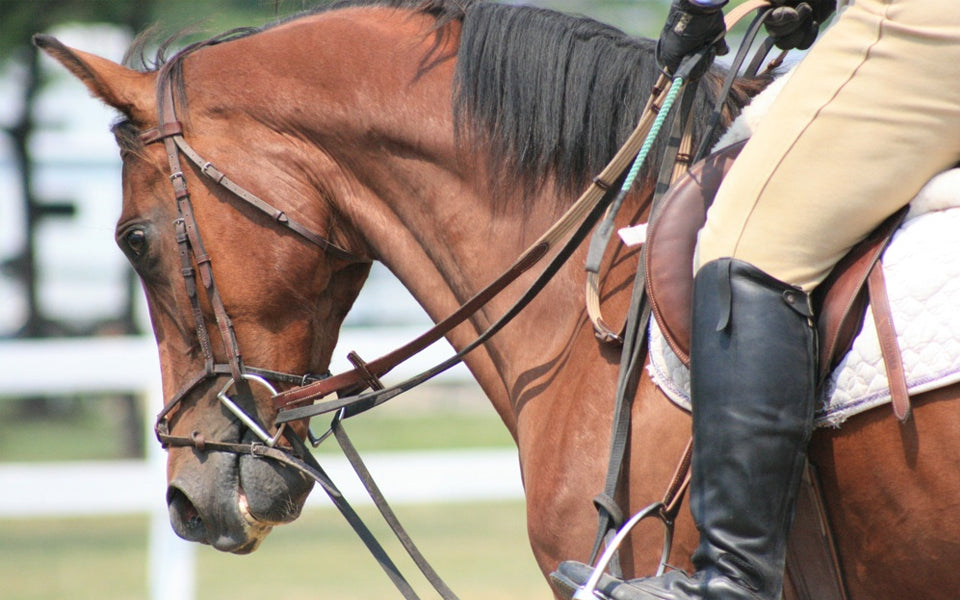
[141,71,460,599]
[142,74,355,444]
[154,364,328,436]
[165,133,365,263]
[140,85,367,264]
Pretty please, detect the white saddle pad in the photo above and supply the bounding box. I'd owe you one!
[648,199,960,427]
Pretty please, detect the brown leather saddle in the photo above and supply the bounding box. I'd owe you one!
[643,140,908,388]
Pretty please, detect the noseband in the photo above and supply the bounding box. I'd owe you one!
[139,73,370,453]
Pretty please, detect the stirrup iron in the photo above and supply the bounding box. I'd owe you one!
[574,501,675,600]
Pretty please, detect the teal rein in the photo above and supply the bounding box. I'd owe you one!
[624,75,685,194]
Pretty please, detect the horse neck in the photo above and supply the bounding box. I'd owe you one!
[343,92,588,430]
[350,152,588,433]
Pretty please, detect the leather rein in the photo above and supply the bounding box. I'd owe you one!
[139,67,638,451]
[135,50,672,597]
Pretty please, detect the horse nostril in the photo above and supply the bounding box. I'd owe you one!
[167,486,206,541]
[185,508,202,529]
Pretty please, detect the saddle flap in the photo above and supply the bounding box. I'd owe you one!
[644,141,744,365]
[644,142,906,379]
[812,206,908,383]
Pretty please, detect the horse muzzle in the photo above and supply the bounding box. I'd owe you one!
[166,444,313,553]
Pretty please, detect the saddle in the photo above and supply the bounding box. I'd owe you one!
[640,142,911,600]
[643,140,909,405]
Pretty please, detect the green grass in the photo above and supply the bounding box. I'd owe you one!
[0,515,148,600]
[0,384,515,462]
[0,501,549,600]
[0,396,139,462]
[0,385,546,598]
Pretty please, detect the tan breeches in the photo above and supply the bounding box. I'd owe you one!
[694,0,960,291]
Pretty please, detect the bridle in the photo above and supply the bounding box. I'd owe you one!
[138,68,463,596]
[140,69,370,454]
[133,54,629,599]
[138,61,671,455]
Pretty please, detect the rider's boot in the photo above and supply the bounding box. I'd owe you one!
[551,258,818,600]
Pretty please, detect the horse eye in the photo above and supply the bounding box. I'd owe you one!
[123,228,148,257]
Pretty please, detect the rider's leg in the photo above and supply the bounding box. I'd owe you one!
[697,0,960,293]
[553,258,817,600]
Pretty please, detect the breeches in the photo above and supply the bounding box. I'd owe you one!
[694,0,960,291]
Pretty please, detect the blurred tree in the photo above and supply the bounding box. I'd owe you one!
[0,0,286,339]
[1,1,154,338]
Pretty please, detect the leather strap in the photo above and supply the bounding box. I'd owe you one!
[280,431,427,600]
[272,239,550,410]
[867,262,912,422]
[331,420,459,599]
[140,84,366,264]
[784,462,850,600]
[276,174,626,423]
[584,85,694,344]
[589,259,654,573]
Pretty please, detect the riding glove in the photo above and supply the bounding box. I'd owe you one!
[656,0,729,79]
[764,0,837,50]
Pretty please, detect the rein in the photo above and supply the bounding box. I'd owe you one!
[270,73,679,420]
[135,4,766,590]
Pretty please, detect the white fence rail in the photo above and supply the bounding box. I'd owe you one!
[0,334,522,600]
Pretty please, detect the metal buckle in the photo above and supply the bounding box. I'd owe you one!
[217,374,284,447]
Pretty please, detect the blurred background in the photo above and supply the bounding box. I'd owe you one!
[0,1,676,599]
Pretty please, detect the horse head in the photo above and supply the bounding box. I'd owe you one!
[35,31,373,553]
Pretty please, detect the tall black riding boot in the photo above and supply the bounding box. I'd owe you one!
[552,258,818,600]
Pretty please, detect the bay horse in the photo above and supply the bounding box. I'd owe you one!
[37,1,960,598]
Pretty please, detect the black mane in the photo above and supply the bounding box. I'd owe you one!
[453,2,763,198]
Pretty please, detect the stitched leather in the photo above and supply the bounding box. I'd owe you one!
[645,140,744,365]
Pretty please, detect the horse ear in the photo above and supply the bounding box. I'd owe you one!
[33,34,156,123]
